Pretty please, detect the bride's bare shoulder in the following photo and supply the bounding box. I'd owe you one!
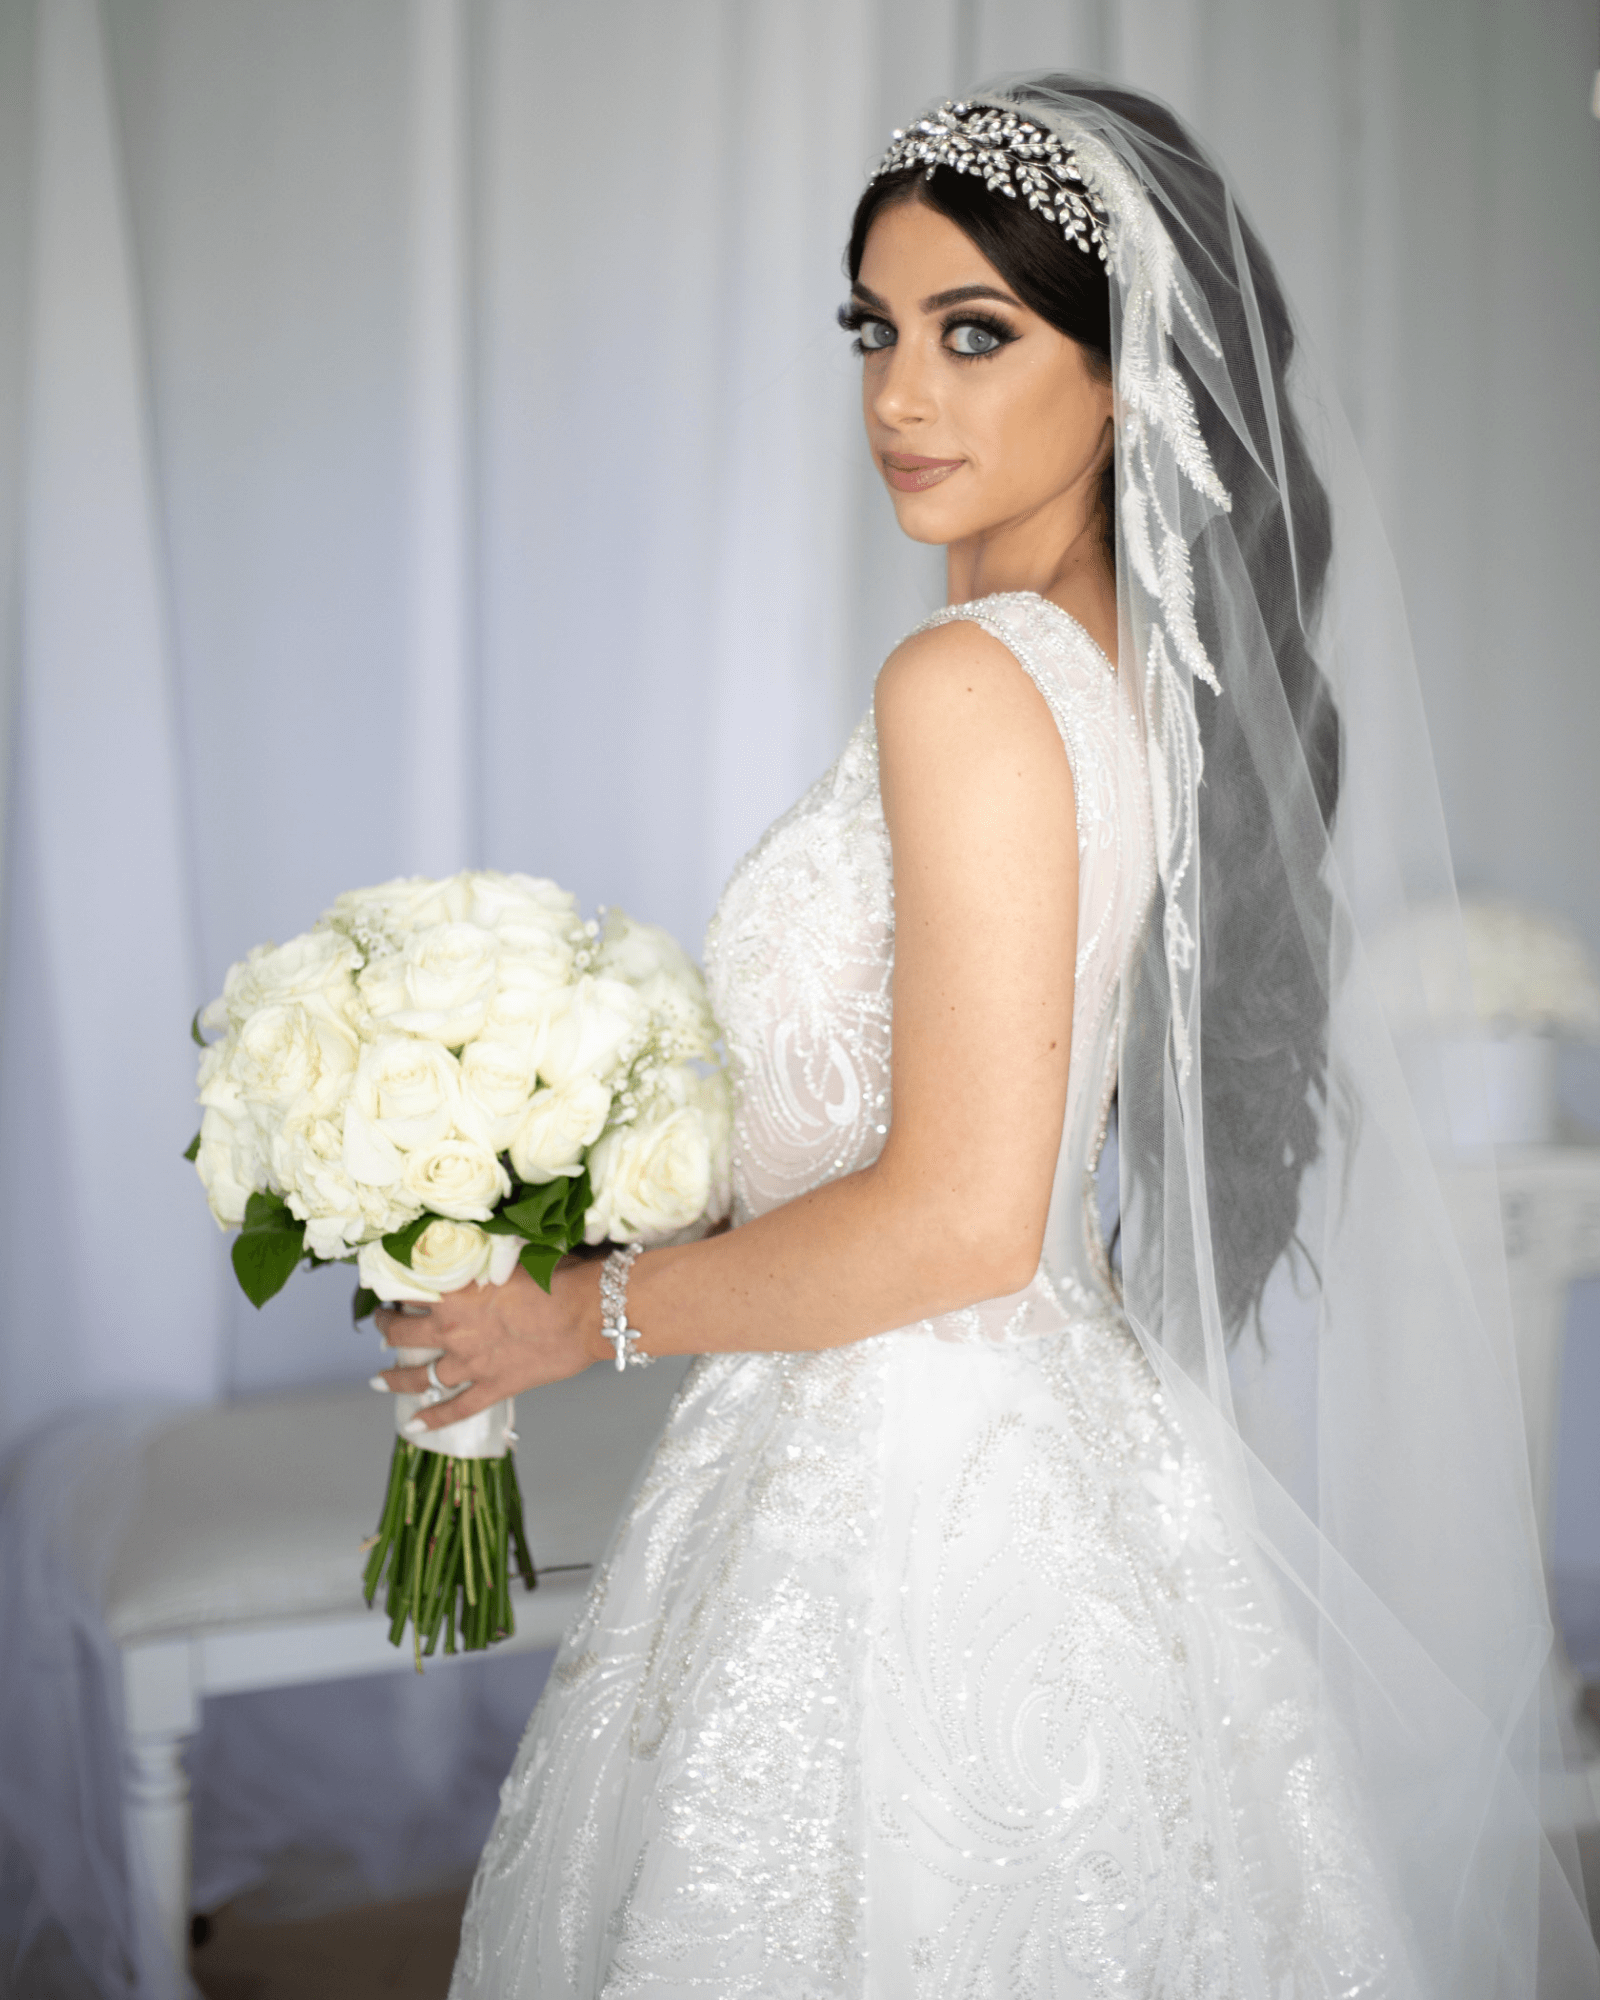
[873,616,1060,756]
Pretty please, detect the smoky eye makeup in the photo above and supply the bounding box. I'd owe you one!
[837,301,895,354]
[838,298,1020,362]
[941,310,1019,358]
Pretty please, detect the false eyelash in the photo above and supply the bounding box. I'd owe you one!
[836,301,1020,361]
[837,301,885,357]
[941,310,1019,358]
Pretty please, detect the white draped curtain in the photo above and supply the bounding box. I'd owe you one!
[0,0,1597,1951]
[2,0,1596,1430]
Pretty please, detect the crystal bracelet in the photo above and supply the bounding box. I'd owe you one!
[598,1243,652,1371]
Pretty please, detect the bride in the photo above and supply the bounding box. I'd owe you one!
[376,76,1597,1998]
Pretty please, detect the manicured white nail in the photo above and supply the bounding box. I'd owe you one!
[368,1375,391,1392]
[402,1417,427,1437]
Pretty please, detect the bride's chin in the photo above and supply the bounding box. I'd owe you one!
[888,495,971,547]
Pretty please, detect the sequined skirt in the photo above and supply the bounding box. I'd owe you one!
[449,1316,1400,1999]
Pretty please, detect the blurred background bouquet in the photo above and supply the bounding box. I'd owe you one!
[1375,896,1600,1149]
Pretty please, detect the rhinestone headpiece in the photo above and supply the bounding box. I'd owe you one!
[872,100,1111,264]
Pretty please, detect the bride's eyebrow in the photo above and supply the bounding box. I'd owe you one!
[920,283,1024,313]
[849,280,1024,314]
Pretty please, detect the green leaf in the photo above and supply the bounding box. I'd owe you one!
[518,1240,563,1293]
[243,1188,297,1232]
[381,1212,435,1269]
[232,1216,306,1307]
[190,1007,207,1048]
[182,1130,201,1163]
[561,1167,592,1245]
[499,1182,568,1245]
[479,1211,527,1237]
[351,1286,379,1322]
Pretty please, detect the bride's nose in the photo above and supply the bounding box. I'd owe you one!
[870,337,939,432]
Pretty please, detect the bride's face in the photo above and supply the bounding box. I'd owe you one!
[848,197,1112,551]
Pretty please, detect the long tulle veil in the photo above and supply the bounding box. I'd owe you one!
[946,73,1598,1998]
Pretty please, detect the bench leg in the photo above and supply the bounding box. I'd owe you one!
[125,1728,194,1983]
[121,1639,199,1995]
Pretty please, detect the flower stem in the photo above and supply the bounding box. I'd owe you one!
[506,1453,537,1591]
[361,1437,540,1665]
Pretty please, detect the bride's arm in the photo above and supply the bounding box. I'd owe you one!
[381,620,1078,1427]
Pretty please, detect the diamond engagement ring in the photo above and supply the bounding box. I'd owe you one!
[425,1358,449,1397]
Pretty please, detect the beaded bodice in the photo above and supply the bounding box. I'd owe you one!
[703,591,1154,1316]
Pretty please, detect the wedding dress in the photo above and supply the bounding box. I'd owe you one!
[449,591,1401,1999]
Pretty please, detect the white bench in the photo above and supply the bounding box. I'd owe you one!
[105,1358,689,1988]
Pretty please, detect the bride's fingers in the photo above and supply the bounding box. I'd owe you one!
[371,1360,475,1396]
[372,1305,434,1341]
[403,1382,501,1433]
[371,1365,431,1395]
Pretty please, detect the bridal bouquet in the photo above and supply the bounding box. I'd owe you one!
[186,871,731,1663]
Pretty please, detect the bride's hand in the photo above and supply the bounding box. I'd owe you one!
[371,1260,604,1433]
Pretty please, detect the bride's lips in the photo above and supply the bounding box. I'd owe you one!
[881,453,964,493]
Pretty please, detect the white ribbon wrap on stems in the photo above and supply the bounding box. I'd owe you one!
[390,1343,515,1459]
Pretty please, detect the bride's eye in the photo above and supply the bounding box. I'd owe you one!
[837,303,895,355]
[946,316,1015,359]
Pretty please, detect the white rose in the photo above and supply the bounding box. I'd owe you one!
[196,1033,238,1109]
[413,1217,519,1289]
[467,871,580,940]
[694,1066,734,1223]
[303,1211,361,1262]
[358,922,499,1043]
[490,940,578,1012]
[224,1002,357,1117]
[595,910,694,987]
[399,1138,510,1221]
[483,884,585,1025]
[529,977,648,1090]
[584,1106,713,1246]
[483,978,554,1045]
[358,1220,522,1303]
[195,1104,268,1227]
[509,1078,612,1184]
[343,1037,462,1186]
[325,873,473,940]
[456,1037,542,1152]
[357,1183,420,1239]
[424,873,476,925]
[597,912,717,1059]
[220,930,363,1033]
[625,1060,732,1220]
[273,1113,364,1253]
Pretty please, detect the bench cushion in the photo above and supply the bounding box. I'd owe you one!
[104,1358,689,1643]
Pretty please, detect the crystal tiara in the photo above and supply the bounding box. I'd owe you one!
[871,100,1111,264]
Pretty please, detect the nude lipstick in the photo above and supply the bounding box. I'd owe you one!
[881,453,964,492]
